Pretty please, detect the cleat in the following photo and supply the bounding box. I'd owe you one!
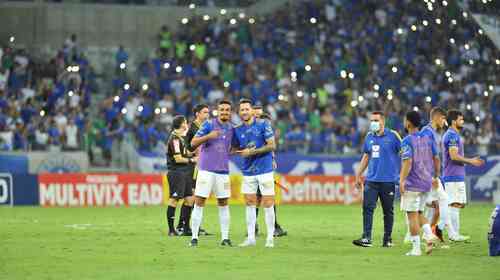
[265,239,274,248]
[274,226,288,237]
[423,234,438,255]
[449,235,471,242]
[182,228,193,236]
[168,230,180,237]
[199,228,212,236]
[220,239,233,247]
[352,238,372,248]
[405,249,422,256]
[189,238,198,247]
[383,238,393,248]
[239,239,256,247]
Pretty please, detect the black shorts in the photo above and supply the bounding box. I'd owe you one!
[167,170,193,199]
[188,165,197,190]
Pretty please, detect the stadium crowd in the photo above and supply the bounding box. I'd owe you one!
[0,0,499,168]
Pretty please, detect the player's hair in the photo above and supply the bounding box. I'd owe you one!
[193,103,208,115]
[447,109,463,125]
[172,115,186,130]
[218,99,232,107]
[259,113,271,120]
[371,111,385,117]
[238,98,252,106]
[430,107,446,118]
[405,111,421,128]
[252,105,263,110]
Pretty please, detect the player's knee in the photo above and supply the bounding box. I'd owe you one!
[184,196,194,206]
[262,196,275,208]
[217,198,228,206]
[168,198,179,207]
[195,197,206,207]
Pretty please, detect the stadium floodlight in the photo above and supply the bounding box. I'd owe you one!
[442,0,448,6]
[114,96,120,102]
[163,62,170,69]
[374,92,380,98]
[239,13,246,19]
[387,94,393,100]
[496,59,500,65]
[124,83,130,90]
[310,17,317,24]
[489,85,494,91]
[397,28,404,35]
[448,77,453,83]
[67,66,72,72]
[40,110,45,117]
[230,18,237,25]
[348,72,355,79]
[468,59,474,65]
[121,108,127,114]
[68,90,74,97]
[425,96,432,103]
[249,18,255,24]
[138,105,144,112]
[435,59,442,65]
[435,18,442,25]
[181,18,189,24]
[212,110,218,116]
[161,108,167,114]
[190,44,196,51]
[9,36,15,43]
[291,71,297,78]
[176,66,183,73]
[411,25,417,32]
[119,63,126,70]
[391,66,398,73]
[278,94,284,101]
[387,89,394,95]
[340,70,347,79]
[484,91,489,97]
[373,84,380,91]
[358,96,364,102]
[72,66,79,72]
[296,91,304,98]
[449,38,455,44]
[350,100,358,107]
[223,81,230,88]
[451,19,457,25]
[154,108,161,115]
[305,65,312,71]
[475,116,481,122]
[478,29,484,35]
[220,9,227,15]
[413,106,419,112]
[462,12,468,18]
[466,104,472,111]
[142,84,149,91]
[203,15,210,21]
[189,3,196,9]
[464,44,470,50]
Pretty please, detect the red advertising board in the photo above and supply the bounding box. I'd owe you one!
[279,175,361,205]
[38,173,165,207]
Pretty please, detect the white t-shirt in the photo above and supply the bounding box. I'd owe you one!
[69,93,80,108]
[0,69,9,91]
[0,131,13,149]
[65,124,78,148]
[477,133,492,156]
[206,57,220,76]
[55,114,68,130]
[35,129,49,145]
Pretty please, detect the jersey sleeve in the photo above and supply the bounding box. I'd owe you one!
[262,120,274,140]
[446,133,460,149]
[431,136,438,156]
[401,137,413,160]
[195,120,212,138]
[391,130,402,153]
[168,136,182,156]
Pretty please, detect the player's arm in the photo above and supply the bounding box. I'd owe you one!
[171,139,195,164]
[191,121,219,149]
[449,146,484,167]
[355,153,369,190]
[399,138,413,194]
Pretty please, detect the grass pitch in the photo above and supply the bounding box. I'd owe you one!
[1,203,498,280]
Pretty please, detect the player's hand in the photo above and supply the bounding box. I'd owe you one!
[432,177,439,189]
[237,148,254,158]
[399,181,406,195]
[207,130,221,140]
[355,175,364,190]
[470,156,485,167]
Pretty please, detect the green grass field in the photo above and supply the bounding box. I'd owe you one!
[1,203,499,280]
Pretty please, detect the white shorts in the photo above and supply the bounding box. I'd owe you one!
[401,191,430,212]
[426,179,448,204]
[241,172,275,196]
[445,181,467,205]
[194,170,231,199]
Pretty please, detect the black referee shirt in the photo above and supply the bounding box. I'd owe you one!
[166,131,190,172]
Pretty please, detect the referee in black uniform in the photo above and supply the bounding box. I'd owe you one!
[176,104,211,235]
[166,115,196,236]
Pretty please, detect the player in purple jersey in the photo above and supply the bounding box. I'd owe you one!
[442,110,485,241]
[399,111,440,256]
[189,100,234,247]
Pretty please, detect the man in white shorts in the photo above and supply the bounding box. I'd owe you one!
[189,100,234,247]
[400,111,439,256]
[233,99,277,248]
[442,110,484,241]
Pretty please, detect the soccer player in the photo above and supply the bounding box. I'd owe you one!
[234,99,277,248]
[399,111,439,256]
[488,205,500,256]
[189,100,234,247]
[176,104,211,236]
[353,111,401,248]
[253,106,287,237]
[166,115,196,236]
[442,110,485,240]
[417,107,461,242]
